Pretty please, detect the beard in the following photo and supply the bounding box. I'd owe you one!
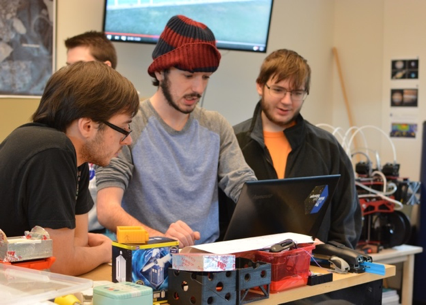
[80,130,111,167]
[160,73,201,114]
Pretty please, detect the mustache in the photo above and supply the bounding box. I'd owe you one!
[184,93,202,99]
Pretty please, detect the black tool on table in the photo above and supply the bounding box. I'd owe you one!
[312,241,372,273]
[269,239,297,253]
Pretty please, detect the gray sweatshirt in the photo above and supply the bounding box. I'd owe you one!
[96,100,256,244]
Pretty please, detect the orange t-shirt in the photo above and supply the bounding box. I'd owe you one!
[264,130,292,179]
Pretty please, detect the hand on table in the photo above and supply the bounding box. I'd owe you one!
[165,220,200,248]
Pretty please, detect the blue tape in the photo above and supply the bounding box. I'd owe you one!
[362,262,385,276]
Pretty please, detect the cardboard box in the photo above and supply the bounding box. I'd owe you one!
[112,236,179,303]
[172,253,235,271]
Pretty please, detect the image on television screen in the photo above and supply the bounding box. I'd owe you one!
[103,0,274,53]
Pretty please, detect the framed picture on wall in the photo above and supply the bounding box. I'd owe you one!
[391,59,419,80]
[0,0,56,98]
[390,123,417,138]
[390,88,418,107]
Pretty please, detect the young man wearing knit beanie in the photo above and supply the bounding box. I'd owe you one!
[95,15,257,248]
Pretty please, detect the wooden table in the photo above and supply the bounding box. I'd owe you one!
[79,262,112,282]
[370,244,423,305]
[80,263,395,304]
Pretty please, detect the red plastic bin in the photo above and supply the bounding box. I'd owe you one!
[254,243,315,293]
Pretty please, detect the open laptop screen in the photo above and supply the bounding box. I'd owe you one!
[223,174,341,241]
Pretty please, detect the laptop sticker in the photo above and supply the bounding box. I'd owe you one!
[305,185,329,214]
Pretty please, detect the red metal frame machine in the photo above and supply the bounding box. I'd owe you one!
[354,161,420,253]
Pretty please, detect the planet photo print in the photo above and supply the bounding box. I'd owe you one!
[391,59,419,79]
[390,88,418,107]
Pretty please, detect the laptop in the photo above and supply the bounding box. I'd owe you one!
[223,174,341,241]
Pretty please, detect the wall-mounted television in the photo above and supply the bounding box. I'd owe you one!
[102,0,274,53]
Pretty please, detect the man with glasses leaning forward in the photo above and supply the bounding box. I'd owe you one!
[225,49,362,249]
[0,61,139,275]
[64,30,119,234]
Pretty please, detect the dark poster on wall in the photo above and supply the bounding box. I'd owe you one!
[390,88,418,107]
[391,59,419,80]
[0,0,55,97]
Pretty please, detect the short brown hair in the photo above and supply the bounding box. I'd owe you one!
[32,61,139,132]
[65,31,118,69]
[256,49,311,94]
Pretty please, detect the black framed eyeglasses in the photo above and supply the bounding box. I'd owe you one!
[265,83,308,102]
[101,121,132,142]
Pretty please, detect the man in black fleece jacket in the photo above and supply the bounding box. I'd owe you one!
[221,49,361,249]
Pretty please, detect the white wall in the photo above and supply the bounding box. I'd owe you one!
[56,0,105,68]
[332,1,384,131]
[330,1,387,178]
[381,0,426,180]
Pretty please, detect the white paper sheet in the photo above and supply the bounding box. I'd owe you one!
[182,232,314,254]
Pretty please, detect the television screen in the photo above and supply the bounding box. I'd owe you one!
[102,0,274,53]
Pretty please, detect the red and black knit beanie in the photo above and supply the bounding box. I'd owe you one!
[147,15,221,77]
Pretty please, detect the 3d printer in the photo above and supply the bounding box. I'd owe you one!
[354,159,420,253]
